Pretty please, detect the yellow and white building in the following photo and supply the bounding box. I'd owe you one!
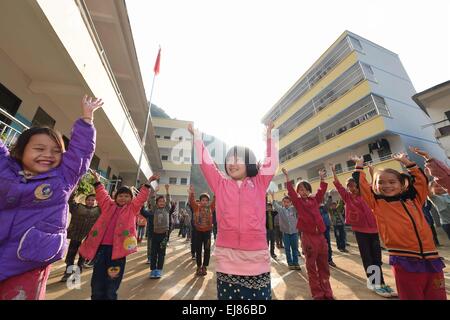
[152,117,193,208]
[0,0,161,190]
[262,31,447,199]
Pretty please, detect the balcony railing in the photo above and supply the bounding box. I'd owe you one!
[0,107,30,148]
[279,94,390,163]
[278,62,366,138]
[264,35,360,123]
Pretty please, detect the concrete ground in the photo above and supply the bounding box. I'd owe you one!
[45,228,450,300]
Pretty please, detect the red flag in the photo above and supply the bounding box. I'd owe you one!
[153,48,161,75]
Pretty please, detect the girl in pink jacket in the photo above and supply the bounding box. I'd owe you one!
[79,171,159,300]
[411,147,450,192]
[188,122,277,300]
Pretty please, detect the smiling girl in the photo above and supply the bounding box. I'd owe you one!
[0,95,103,300]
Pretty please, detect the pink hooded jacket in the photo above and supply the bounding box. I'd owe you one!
[425,158,450,192]
[194,136,277,251]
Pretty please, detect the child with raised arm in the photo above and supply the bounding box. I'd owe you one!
[79,171,159,300]
[188,122,277,300]
[0,95,102,300]
[269,191,300,270]
[329,163,395,297]
[147,184,172,279]
[352,151,446,300]
[282,167,334,300]
[189,185,215,276]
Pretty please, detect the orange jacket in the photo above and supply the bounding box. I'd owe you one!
[353,164,439,260]
[189,193,215,232]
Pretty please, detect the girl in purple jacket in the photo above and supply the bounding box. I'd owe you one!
[0,95,103,300]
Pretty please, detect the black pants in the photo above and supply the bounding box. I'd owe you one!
[324,226,333,262]
[429,223,440,246]
[333,225,346,250]
[194,229,211,267]
[65,240,85,273]
[266,229,275,255]
[354,231,385,285]
[150,232,167,270]
[91,245,126,300]
[191,227,197,258]
[442,224,450,240]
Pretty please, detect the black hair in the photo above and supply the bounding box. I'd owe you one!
[85,193,96,200]
[224,146,259,178]
[114,186,133,199]
[199,193,210,201]
[296,180,312,193]
[10,127,65,163]
[282,196,291,201]
[156,195,166,203]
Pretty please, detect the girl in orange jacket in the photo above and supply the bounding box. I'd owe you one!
[352,150,446,300]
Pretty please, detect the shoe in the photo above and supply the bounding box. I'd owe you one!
[145,259,151,264]
[195,267,202,276]
[83,261,94,268]
[271,254,277,260]
[288,265,296,270]
[201,266,207,276]
[329,261,337,267]
[149,270,157,279]
[381,284,397,297]
[373,286,391,298]
[294,264,301,271]
[191,256,196,260]
[342,249,349,253]
[60,273,70,283]
[157,270,163,278]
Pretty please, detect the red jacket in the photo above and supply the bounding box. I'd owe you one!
[287,181,327,234]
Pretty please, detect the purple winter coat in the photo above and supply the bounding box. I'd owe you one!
[0,119,95,281]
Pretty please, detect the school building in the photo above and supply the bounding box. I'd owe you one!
[413,80,450,159]
[0,0,163,191]
[262,31,448,199]
[152,117,193,209]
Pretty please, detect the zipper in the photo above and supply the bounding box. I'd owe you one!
[400,200,424,258]
[238,183,241,246]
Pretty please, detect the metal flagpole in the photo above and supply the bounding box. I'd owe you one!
[135,73,156,187]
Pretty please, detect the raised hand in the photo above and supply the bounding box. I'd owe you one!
[350,155,364,167]
[149,173,160,183]
[281,168,289,181]
[368,163,375,179]
[266,121,275,136]
[409,146,431,161]
[154,186,160,193]
[188,185,195,194]
[318,168,327,180]
[82,95,104,122]
[165,184,170,191]
[392,152,414,166]
[89,169,100,183]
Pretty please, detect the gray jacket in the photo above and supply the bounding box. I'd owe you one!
[272,201,298,234]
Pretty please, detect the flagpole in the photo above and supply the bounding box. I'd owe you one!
[135,73,156,187]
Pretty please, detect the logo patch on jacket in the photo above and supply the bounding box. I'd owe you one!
[123,236,137,251]
[34,184,53,200]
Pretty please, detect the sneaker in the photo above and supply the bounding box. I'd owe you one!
[373,286,391,298]
[342,249,349,253]
[201,266,208,276]
[271,254,278,260]
[294,264,302,271]
[145,259,151,264]
[381,284,398,297]
[83,261,94,268]
[195,267,202,276]
[156,270,163,278]
[288,265,296,270]
[191,256,196,260]
[60,273,70,283]
[329,261,337,267]
[149,270,157,279]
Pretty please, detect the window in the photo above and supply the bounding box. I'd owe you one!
[180,178,188,185]
[335,163,343,173]
[178,201,186,209]
[178,136,183,141]
[347,160,356,171]
[90,154,100,170]
[0,82,22,125]
[363,154,372,163]
[278,183,283,191]
[169,177,177,184]
[164,136,170,140]
[32,107,55,128]
[155,135,160,139]
[106,166,111,179]
[348,36,363,51]
[162,155,169,161]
